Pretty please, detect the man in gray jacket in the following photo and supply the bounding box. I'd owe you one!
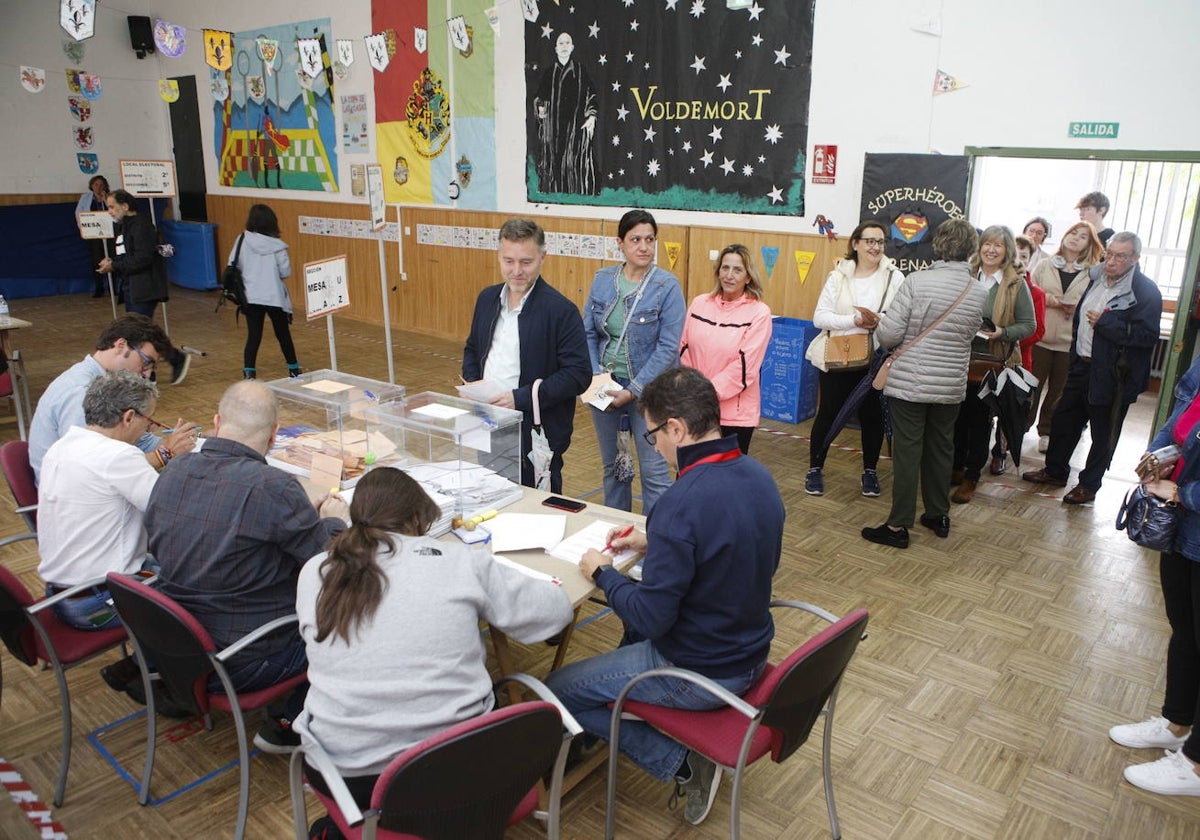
[862,219,987,548]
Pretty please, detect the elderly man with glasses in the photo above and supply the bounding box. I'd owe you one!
[27,314,199,484]
[1023,232,1162,504]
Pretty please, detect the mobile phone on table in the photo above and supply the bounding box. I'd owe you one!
[542,496,587,512]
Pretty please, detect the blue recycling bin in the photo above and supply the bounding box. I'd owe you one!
[160,219,220,290]
[760,317,820,424]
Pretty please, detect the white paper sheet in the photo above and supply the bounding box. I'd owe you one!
[492,554,561,585]
[548,519,639,566]
[486,513,566,552]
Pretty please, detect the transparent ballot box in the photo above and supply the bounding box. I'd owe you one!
[264,369,406,483]
[363,391,524,520]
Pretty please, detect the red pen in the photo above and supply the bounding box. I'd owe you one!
[602,525,635,555]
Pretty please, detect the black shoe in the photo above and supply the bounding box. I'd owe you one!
[861,523,909,548]
[100,656,141,692]
[122,678,196,718]
[919,514,951,538]
[309,816,346,840]
[254,716,301,754]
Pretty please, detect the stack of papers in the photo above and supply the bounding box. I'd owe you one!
[405,461,524,513]
[548,519,639,567]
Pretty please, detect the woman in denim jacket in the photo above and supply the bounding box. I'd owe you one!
[584,210,686,514]
[1109,354,1200,796]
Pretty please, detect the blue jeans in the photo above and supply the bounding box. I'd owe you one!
[589,395,671,515]
[47,556,160,631]
[545,640,763,781]
[209,636,308,720]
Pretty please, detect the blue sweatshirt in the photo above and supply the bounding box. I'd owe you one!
[595,434,784,678]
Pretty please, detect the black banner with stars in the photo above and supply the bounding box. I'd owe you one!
[524,0,813,215]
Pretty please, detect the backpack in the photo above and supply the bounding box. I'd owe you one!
[216,234,247,318]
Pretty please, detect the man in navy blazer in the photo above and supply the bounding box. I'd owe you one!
[463,218,590,492]
[1023,231,1162,503]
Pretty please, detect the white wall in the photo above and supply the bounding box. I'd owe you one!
[5,0,1200,236]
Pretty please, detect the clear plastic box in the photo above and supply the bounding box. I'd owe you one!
[264,369,406,482]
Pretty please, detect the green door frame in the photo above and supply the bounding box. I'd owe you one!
[964,146,1200,433]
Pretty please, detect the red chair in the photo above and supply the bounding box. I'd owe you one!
[0,439,37,547]
[288,673,581,840]
[0,565,127,806]
[605,602,870,840]
[106,571,307,840]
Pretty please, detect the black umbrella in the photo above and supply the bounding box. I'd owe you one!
[1108,347,1131,453]
[978,366,1038,469]
[817,348,892,462]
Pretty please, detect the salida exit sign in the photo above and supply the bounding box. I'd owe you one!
[1069,121,1119,139]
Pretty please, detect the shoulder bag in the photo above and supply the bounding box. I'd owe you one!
[873,281,974,391]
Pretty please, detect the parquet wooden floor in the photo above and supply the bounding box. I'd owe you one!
[0,288,1197,838]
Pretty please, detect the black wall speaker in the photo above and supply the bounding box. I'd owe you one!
[128,16,155,58]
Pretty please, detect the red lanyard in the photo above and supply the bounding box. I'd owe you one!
[678,448,739,477]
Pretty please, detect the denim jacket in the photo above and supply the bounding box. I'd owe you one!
[584,264,686,397]
[1148,354,1200,561]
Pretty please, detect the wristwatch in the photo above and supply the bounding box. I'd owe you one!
[591,564,607,583]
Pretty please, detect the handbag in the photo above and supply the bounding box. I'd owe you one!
[1115,484,1179,552]
[1135,445,1182,483]
[825,332,871,370]
[873,281,975,391]
[217,234,247,317]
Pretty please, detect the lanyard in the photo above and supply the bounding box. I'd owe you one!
[678,448,739,477]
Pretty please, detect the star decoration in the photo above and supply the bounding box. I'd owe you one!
[681,140,692,152]
[774,45,791,65]
[644,126,657,142]
[690,0,705,19]
[647,159,661,176]
[612,135,621,146]
[588,21,599,38]
[627,151,634,159]
[747,2,764,20]
[644,61,651,70]
[666,0,679,8]
[541,22,554,39]
[598,54,608,65]
[616,104,629,121]
[735,50,743,59]
[630,19,639,31]
[758,154,766,163]
[764,124,783,144]
[708,125,723,143]
[742,163,754,176]
[689,166,696,174]
[720,157,736,176]
[623,0,634,6]
[690,55,706,74]
[608,172,614,179]
[612,81,622,92]
[674,126,682,133]
[700,150,714,167]
[619,168,625,176]
[625,51,635,62]
[767,185,783,204]
[668,148,675,155]
[717,74,732,92]
[751,33,763,46]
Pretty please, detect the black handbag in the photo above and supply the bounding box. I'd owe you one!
[1115,484,1179,552]
[217,234,247,317]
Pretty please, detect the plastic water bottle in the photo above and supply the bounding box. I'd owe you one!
[0,296,9,320]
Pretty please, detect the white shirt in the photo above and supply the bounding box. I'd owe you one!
[37,425,159,586]
[483,281,536,389]
[977,269,1002,289]
[1076,266,1134,359]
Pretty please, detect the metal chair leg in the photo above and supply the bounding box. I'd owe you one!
[51,662,71,807]
[231,704,251,840]
[822,690,842,840]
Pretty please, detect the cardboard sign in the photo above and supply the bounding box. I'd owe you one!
[78,210,113,239]
[366,163,385,231]
[304,255,351,320]
[120,159,177,196]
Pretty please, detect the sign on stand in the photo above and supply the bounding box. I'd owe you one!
[78,210,117,316]
[365,162,396,384]
[305,255,350,371]
[119,159,177,196]
[366,164,386,232]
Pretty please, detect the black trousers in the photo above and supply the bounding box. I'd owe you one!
[1160,550,1200,764]
[243,304,298,370]
[1044,360,1129,490]
[952,381,993,481]
[808,368,883,470]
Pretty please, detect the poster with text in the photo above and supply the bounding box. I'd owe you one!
[859,153,969,276]
[341,93,369,153]
[525,0,814,215]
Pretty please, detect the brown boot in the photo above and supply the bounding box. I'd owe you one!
[950,468,965,486]
[951,478,977,504]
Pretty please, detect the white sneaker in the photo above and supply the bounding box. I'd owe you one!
[1037,435,1050,453]
[1124,749,1200,796]
[1110,717,1189,750]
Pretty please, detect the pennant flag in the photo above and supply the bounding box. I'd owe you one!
[760,246,780,278]
[63,39,85,63]
[336,39,354,67]
[521,0,539,23]
[204,30,232,71]
[61,0,96,40]
[794,250,815,285]
[486,7,500,33]
[79,72,101,100]
[247,75,266,104]
[933,69,967,95]
[664,241,682,271]
[159,79,180,102]
[20,67,46,93]
[373,0,497,208]
[297,38,322,78]
[365,33,390,72]
[77,152,99,173]
[257,38,280,74]
[68,95,91,121]
[155,20,187,57]
[210,73,229,102]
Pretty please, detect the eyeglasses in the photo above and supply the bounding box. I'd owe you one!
[642,419,670,446]
[129,408,168,431]
[1105,250,1136,263]
[131,345,158,372]
[859,238,887,247]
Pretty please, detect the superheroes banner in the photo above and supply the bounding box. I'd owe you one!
[372,0,496,208]
[859,153,969,275]
[525,0,814,215]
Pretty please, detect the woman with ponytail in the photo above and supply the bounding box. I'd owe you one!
[291,468,573,832]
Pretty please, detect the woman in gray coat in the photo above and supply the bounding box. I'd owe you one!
[861,220,987,548]
[230,204,301,379]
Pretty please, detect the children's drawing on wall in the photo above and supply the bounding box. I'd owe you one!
[533,33,598,196]
[212,18,339,192]
[524,0,815,215]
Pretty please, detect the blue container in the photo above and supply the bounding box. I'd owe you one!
[760,317,819,424]
[160,219,220,290]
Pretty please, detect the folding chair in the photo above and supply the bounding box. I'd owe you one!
[0,566,127,806]
[106,572,307,840]
[0,439,37,548]
[605,603,870,839]
[289,673,581,840]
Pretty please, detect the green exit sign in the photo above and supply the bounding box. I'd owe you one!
[1069,121,1119,139]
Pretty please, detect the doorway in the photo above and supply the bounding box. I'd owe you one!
[168,75,207,221]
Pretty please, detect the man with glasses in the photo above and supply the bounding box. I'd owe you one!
[1023,232,1162,503]
[546,367,784,827]
[28,314,200,483]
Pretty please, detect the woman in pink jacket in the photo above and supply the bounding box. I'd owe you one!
[679,244,773,453]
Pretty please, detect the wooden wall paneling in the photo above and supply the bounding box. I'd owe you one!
[0,193,80,206]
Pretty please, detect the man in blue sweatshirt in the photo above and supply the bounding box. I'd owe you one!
[547,366,784,826]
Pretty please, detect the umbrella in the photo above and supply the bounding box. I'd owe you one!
[977,366,1039,469]
[1108,346,1131,453]
[613,414,635,485]
[817,348,891,463]
[527,380,553,490]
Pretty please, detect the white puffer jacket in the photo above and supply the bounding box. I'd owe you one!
[875,261,987,404]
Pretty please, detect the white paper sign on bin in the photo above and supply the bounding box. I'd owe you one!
[304,255,351,321]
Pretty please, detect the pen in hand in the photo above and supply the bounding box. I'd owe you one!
[602,525,635,555]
